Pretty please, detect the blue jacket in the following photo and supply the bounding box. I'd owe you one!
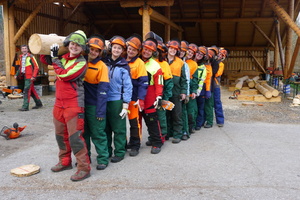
[104,56,133,103]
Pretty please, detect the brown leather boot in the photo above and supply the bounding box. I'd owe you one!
[51,163,72,172]
[70,170,90,181]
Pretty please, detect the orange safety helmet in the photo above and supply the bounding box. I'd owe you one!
[143,38,157,52]
[126,34,142,50]
[180,41,189,52]
[198,46,207,55]
[167,39,181,50]
[157,41,168,53]
[88,34,105,50]
[188,43,198,54]
[219,47,229,58]
[110,35,126,49]
[207,46,218,58]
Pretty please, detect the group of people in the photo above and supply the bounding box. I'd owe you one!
[19,29,229,181]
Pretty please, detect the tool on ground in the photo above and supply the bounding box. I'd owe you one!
[229,89,240,99]
[0,122,26,139]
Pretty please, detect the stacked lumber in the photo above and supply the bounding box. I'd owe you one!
[0,75,7,91]
[47,65,56,86]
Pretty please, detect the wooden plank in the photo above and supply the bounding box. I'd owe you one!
[240,89,259,95]
[120,0,174,7]
[237,95,254,101]
[254,95,282,102]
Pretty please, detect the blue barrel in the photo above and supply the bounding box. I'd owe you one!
[272,77,279,86]
[283,84,291,94]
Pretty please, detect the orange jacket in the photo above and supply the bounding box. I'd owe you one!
[204,64,212,92]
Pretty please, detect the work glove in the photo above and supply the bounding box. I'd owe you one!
[50,43,59,58]
[153,96,162,109]
[205,91,211,99]
[180,94,186,101]
[162,100,175,111]
[133,99,144,112]
[196,89,201,97]
[184,96,189,104]
[119,103,129,119]
[96,117,104,121]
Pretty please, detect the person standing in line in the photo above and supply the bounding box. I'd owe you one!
[83,34,110,170]
[185,43,199,134]
[50,30,91,181]
[14,45,43,111]
[195,46,208,130]
[166,39,188,144]
[179,40,191,140]
[125,34,149,157]
[103,36,133,163]
[213,47,228,127]
[139,38,164,154]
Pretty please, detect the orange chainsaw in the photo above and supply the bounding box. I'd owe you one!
[0,122,26,140]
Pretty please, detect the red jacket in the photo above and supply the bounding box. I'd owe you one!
[16,53,39,79]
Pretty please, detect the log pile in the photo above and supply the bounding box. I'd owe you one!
[229,76,281,102]
[0,74,7,91]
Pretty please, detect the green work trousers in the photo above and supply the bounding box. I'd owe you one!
[22,79,42,109]
[187,98,198,130]
[182,102,189,136]
[157,107,167,136]
[105,100,127,158]
[84,105,109,165]
[204,93,214,126]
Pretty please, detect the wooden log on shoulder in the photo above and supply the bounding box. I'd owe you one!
[28,34,68,55]
[261,83,280,97]
[255,83,272,98]
[235,75,249,89]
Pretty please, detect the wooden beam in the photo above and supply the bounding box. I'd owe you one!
[275,20,285,77]
[13,2,43,44]
[284,0,294,79]
[288,37,300,76]
[150,9,183,32]
[139,5,150,40]
[62,2,82,27]
[164,6,170,42]
[268,0,300,38]
[120,0,174,7]
[173,17,274,23]
[274,31,279,70]
[251,22,275,48]
[248,51,267,74]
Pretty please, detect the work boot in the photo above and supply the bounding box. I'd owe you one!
[181,135,189,141]
[172,138,181,144]
[51,162,72,172]
[129,149,139,157]
[32,104,43,109]
[189,128,195,134]
[18,108,29,111]
[111,156,124,163]
[195,126,201,131]
[96,164,107,170]
[204,124,212,128]
[217,124,224,127]
[151,146,161,154]
[145,140,152,146]
[70,170,90,181]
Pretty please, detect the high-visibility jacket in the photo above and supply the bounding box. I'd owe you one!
[84,57,110,118]
[52,52,87,108]
[128,56,148,101]
[198,64,207,92]
[168,56,187,96]
[16,53,39,79]
[186,59,199,95]
[155,59,173,101]
[204,64,212,92]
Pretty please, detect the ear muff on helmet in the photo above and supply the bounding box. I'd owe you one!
[142,38,158,52]
[88,34,105,50]
[180,40,189,52]
[109,35,126,51]
[126,33,142,50]
[63,30,88,53]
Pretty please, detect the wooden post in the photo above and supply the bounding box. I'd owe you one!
[139,5,151,40]
[284,0,294,79]
[275,20,285,77]
[274,31,279,70]
[288,37,300,76]
[248,51,267,74]
[3,2,16,86]
[164,6,170,42]
[13,2,43,44]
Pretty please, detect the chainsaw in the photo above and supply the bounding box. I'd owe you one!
[0,122,26,140]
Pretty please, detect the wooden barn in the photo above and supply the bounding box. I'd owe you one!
[1,0,300,87]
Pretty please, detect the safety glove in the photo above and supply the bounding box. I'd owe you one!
[196,89,201,97]
[153,96,162,109]
[119,103,129,119]
[96,117,104,121]
[184,96,189,104]
[205,91,211,99]
[133,99,144,112]
[50,43,59,58]
[161,100,175,111]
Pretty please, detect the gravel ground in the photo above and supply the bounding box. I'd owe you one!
[0,87,299,199]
